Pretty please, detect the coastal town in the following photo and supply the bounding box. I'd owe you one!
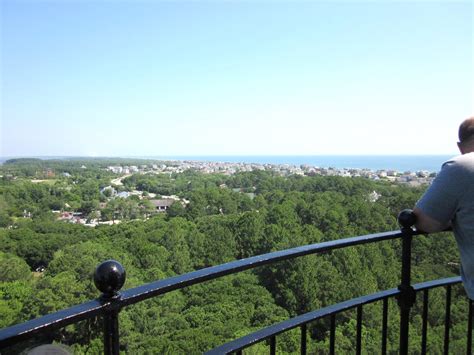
[105,159,436,185]
[1,158,436,228]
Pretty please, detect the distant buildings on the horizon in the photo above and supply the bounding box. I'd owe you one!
[12,160,434,228]
[105,160,435,186]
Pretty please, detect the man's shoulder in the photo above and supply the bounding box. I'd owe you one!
[441,153,474,175]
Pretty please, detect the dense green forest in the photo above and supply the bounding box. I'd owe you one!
[0,158,468,353]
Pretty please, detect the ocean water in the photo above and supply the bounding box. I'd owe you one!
[159,155,455,173]
[0,155,455,172]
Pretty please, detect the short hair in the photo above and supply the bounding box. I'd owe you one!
[458,117,474,143]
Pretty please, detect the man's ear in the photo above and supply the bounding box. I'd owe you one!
[458,142,465,154]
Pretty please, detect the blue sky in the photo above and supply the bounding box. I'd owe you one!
[1,1,472,157]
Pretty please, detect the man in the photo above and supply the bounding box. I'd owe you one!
[414,117,474,299]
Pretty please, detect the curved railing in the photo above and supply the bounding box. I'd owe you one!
[0,210,470,354]
[207,277,466,354]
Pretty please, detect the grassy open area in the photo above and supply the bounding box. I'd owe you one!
[30,179,58,185]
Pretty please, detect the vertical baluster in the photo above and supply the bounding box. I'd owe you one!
[381,298,388,355]
[444,285,452,355]
[300,324,307,355]
[270,336,276,355]
[103,311,120,355]
[421,289,429,355]
[356,305,362,355]
[397,210,417,355]
[330,314,336,355]
[468,300,473,355]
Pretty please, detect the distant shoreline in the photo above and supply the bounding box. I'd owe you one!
[0,155,454,172]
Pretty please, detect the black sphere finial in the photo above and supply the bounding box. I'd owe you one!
[94,260,126,298]
[398,209,417,229]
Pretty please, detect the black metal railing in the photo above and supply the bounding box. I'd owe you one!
[206,277,466,354]
[0,210,470,354]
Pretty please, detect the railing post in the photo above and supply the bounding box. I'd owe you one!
[397,209,417,355]
[94,260,126,355]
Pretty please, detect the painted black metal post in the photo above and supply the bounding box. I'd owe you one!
[397,209,417,355]
[103,307,120,355]
[94,260,126,355]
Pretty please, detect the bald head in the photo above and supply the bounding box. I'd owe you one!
[458,117,474,154]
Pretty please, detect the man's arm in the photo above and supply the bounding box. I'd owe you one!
[414,158,462,233]
[413,207,450,233]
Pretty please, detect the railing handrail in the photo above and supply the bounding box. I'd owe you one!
[0,299,107,348]
[0,229,416,348]
[206,276,462,354]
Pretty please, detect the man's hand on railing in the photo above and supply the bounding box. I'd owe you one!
[413,207,451,234]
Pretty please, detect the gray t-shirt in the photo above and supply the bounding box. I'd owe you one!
[416,152,474,299]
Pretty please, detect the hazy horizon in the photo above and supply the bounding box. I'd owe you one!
[0,154,455,173]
